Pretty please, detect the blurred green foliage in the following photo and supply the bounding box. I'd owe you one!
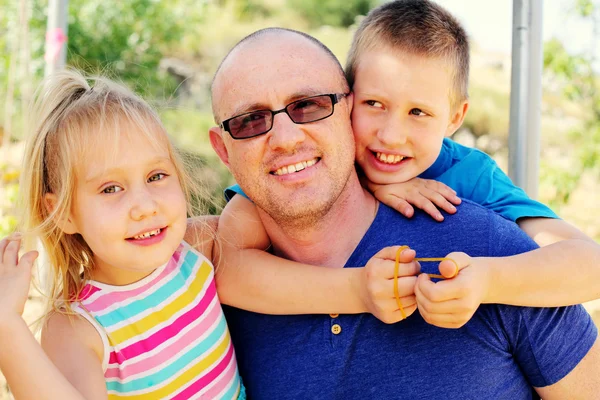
[288,0,378,27]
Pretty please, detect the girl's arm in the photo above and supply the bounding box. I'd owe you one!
[187,196,419,323]
[0,238,106,400]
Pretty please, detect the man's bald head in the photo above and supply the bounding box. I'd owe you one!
[211,28,349,123]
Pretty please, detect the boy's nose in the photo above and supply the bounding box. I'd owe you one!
[377,120,408,147]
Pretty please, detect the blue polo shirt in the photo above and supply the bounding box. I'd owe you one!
[223,202,596,399]
[225,138,558,222]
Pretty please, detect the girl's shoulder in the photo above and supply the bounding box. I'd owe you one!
[41,309,106,372]
[184,215,218,262]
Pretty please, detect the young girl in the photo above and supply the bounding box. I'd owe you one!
[0,69,410,399]
[0,69,247,399]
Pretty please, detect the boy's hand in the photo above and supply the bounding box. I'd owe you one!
[414,252,491,329]
[0,236,38,324]
[368,178,461,222]
[359,246,420,324]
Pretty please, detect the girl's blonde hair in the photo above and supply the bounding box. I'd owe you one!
[20,69,213,317]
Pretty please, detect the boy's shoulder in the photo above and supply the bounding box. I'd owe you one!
[422,139,496,181]
[442,138,496,169]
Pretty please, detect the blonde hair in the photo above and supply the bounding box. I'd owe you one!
[346,0,470,109]
[20,69,213,318]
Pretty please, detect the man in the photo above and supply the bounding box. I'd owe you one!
[209,28,600,399]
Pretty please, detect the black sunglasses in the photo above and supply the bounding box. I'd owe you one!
[220,93,349,140]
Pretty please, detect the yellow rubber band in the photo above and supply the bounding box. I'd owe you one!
[394,246,410,320]
[394,247,459,320]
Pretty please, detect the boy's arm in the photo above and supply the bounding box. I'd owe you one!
[209,194,419,322]
[483,217,600,306]
[415,214,600,330]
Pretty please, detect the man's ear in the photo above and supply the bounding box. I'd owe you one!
[445,100,469,137]
[44,193,78,235]
[345,92,354,116]
[209,126,230,168]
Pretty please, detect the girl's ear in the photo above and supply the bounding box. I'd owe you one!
[44,193,79,235]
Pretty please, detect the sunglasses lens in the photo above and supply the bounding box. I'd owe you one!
[229,111,272,139]
[288,95,333,123]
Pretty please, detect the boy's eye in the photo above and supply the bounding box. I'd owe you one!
[409,108,426,116]
[365,100,383,108]
[102,185,123,194]
[148,173,167,182]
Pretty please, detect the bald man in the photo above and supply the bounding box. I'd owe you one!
[209,28,600,399]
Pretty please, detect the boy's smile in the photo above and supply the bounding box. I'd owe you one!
[351,47,467,185]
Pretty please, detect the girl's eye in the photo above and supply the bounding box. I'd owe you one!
[102,185,122,194]
[365,100,383,108]
[148,173,167,182]
[409,108,426,116]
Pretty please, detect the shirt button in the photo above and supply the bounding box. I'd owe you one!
[329,313,339,318]
[331,324,342,335]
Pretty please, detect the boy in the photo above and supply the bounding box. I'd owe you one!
[213,0,600,328]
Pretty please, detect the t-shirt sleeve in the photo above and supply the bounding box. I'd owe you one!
[500,304,597,388]
[467,154,558,222]
[485,214,598,387]
[224,184,250,202]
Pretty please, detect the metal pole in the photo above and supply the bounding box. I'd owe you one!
[508,0,529,192]
[44,0,68,76]
[526,0,543,198]
[508,0,544,199]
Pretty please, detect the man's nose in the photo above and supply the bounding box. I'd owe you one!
[129,187,159,221]
[267,112,307,151]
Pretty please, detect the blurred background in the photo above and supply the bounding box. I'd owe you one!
[0,0,599,397]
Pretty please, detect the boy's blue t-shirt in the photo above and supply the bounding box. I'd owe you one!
[223,202,596,399]
[225,138,558,222]
[419,138,558,221]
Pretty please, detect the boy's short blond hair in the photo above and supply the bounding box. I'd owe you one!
[346,0,470,108]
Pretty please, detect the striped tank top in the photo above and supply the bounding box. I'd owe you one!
[74,241,244,399]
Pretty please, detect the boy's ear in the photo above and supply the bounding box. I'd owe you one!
[445,100,469,137]
[209,126,231,168]
[44,193,78,235]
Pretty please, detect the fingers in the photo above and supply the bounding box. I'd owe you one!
[438,259,459,279]
[423,180,461,205]
[439,252,470,278]
[2,238,21,267]
[420,187,458,216]
[374,245,416,263]
[0,238,9,264]
[415,273,467,303]
[417,308,471,329]
[392,197,415,218]
[20,251,39,269]
[374,296,417,324]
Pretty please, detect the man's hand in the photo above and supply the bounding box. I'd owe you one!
[0,235,38,325]
[359,246,420,324]
[414,252,491,329]
[368,178,461,222]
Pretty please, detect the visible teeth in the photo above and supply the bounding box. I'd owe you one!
[274,158,318,176]
[133,228,161,240]
[376,152,405,164]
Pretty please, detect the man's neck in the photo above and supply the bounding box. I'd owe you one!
[258,174,379,268]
